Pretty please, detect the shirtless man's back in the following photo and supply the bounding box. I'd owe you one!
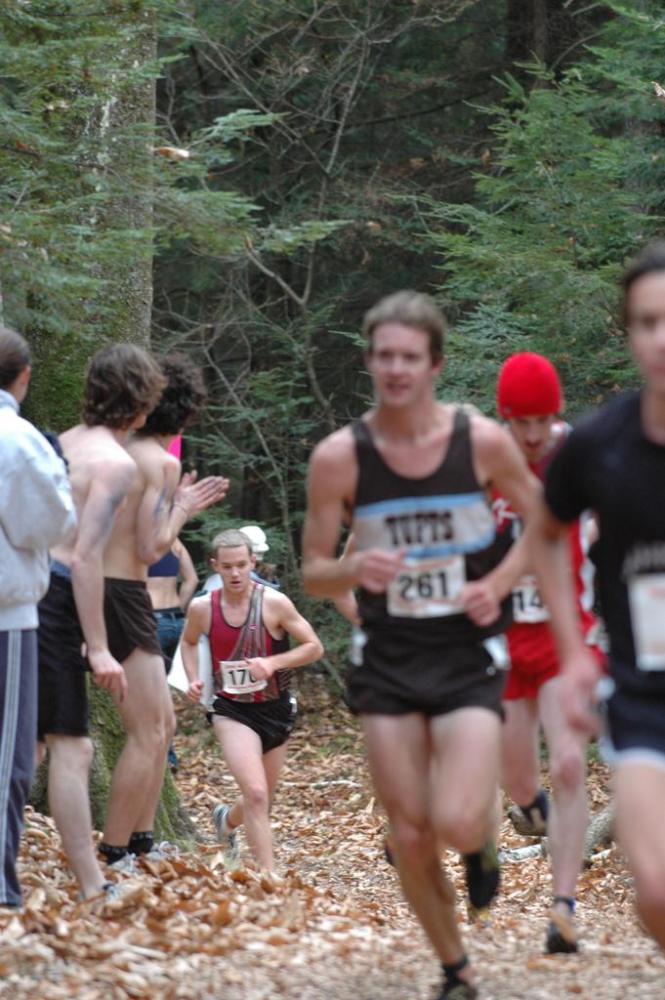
[99,353,228,866]
[37,343,165,899]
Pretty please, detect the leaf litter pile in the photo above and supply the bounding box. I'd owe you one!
[2,675,665,999]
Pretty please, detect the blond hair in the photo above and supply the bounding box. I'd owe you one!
[211,528,252,557]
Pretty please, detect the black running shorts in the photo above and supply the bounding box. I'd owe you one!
[104,578,162,664]
[346,624,507,718]
[605,687,665,762]
[211,693,297,753]
[37,572,89,740]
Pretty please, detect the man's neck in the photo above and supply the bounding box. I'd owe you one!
[372,396,442,441]
[153,433,177,451]
[108,426,132,446]
[223,583,253,608]
[641,387,665,445]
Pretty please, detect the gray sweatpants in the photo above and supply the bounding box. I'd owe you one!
[0,629,37,907]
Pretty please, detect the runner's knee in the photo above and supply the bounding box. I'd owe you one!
[126,707,174,750]
[47,735,93,773]
[549,744,585,794]
[435,804,488,854]
[391,816,434,865]
[635,865,665,920]
[241,781,270,814]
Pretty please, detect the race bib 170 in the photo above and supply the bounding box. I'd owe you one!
[221,660,267,695]
[628,574,665,671]
[387,554,466,618]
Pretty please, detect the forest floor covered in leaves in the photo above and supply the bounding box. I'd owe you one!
[2,674,665,1000]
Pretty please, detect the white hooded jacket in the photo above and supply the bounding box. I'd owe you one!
[0,389,76,630]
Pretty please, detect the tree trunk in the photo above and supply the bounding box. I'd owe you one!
[25,4,195,843]
[31,684,198,846]
[583,804,614,862]
[95,7,156,347]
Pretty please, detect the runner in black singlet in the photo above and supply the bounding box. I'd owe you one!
[303,291,538,1000]
[531,241,665,951]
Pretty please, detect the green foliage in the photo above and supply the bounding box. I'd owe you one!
[425,2,665,414]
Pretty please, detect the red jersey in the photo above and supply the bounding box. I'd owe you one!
[493,433,604,698]
[209,585,290,704]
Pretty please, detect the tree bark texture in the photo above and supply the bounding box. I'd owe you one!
[30,684,198,846]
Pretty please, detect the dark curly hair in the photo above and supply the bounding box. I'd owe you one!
[82,343,166,429]
[0,325,30,389]
[621,240,665,327]
[135,352,207,436]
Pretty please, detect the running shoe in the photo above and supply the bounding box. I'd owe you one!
[508,789,549,837]
[167,745,179,774]
[144,841,180,861]
[107,853,140,876]
[437,980,478,999]
[212,804,238,859]
[546,903,579,954]
[463,840,500,909]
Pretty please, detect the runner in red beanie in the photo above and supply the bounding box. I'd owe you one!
[496,353,562,421]
[492,352,605,954]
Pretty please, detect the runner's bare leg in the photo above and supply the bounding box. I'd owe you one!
[362,713,469,975]
[103,649,175,845]
[615,762,665,949]
[46,735,107,897]
[502,699,541,807]
[214,717,276,870]
[225,739,289,830]
[539,677,588,902]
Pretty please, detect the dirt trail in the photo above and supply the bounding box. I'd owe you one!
[1,677,664,999]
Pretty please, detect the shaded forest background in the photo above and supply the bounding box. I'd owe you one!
[2,0,664,665]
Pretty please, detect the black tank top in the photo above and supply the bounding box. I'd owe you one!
[351,408,511,642]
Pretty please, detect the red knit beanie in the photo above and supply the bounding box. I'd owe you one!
[496,352,562,418]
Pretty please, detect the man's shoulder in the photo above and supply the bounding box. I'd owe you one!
[189,592,212,615]
[261,585,296,619]
[62,424,131,460]
[128,436,180,480]
[556,393,636,462]
[309,424,357,479]
[467,410,512,456]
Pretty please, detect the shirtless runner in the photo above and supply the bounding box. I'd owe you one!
[302,291,538,999]
[99,353,228,865]
[37,343,164,898]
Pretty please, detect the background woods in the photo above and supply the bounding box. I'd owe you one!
[2,0,664,619]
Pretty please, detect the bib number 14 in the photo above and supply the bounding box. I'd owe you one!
[512,575,549,624]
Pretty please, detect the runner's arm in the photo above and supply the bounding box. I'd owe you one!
[331,534,361,625]
[70,458,134,699]
[245,594,324,681]
[460,420,540,625]
[181,597,209,700]
[303,434,403,597]
[529,434,602,734]
[135,452,184,564]
[136,452,229,565]
[175,538,198,611]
